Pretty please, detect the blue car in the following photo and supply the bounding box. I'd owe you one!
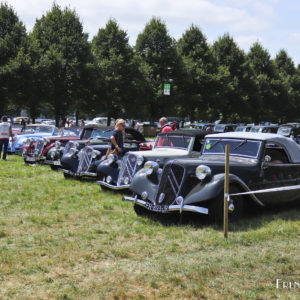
[8,124,59,154]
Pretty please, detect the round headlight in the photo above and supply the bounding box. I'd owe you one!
[124,177,130,185]
[92,150,100,159]
[108,153,117,161]
[143,161,159,176]
[141,191,148,200]
[69,147,78,156]
[106,176,112,183]
[35,149,39,155]
[55,141,61,148]
[136,155,144,166]
[195,165,211,180]
[50,151,55,159]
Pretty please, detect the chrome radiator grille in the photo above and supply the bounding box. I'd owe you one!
[117,153,138,186]
[155,163,185,206]
[27,144,35,156]
[35,139,45,157]
[64,141,74,155]
[77,146,93,173]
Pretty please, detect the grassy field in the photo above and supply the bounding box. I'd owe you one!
[0,156,299,299]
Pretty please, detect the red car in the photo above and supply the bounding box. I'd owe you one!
[23,127,82,164]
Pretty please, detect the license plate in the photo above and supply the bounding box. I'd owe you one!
[144,202,169,213]
[26,156,36,162]
[53,160,61,165]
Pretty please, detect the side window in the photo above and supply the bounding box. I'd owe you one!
[265,147,289,163]
[192,138,202,152]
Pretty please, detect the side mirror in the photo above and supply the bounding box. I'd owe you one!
[264,155,271,162]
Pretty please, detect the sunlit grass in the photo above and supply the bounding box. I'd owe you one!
[0,156,299,299]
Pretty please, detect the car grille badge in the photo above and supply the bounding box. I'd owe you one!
[158,193,165,204]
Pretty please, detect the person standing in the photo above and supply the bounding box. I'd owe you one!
[159,117,173,133]
[104,119,126,159]
[0,116,13,160]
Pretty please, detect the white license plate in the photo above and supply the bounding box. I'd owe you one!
[53,160,61,165]
[144,202,169,213]
[26,156,36,162]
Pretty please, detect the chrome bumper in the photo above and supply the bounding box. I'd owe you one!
[122,196,208,215]
[97,180,130,190]
[62,169,97,177]
[44,160,61,166]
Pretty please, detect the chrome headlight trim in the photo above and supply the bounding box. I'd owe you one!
[92,150,100,159]
[68,147,78,156]
[55,141,61,148]
[136,155,144,166]
[143,161,159,176]
[195,165,211,180]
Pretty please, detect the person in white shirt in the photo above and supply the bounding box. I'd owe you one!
[0,116,13,160]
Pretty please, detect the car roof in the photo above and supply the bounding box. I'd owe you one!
[205,132,300,162]
[158,129,208,138]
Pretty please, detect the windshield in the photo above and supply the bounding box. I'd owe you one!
[23,126,54,133]
[202,138,262,158]
[154,135,192,149]
[250,127,261,133]
[214,125,225,132]
[60,128,82,137]
[277,127,291,136]
[90,129,113,139]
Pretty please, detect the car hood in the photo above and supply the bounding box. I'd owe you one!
[15,133,54,139]
[173,155,259,174]
[130,148,189,159]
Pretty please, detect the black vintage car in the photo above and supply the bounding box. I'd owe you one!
[97,130,208,191]
[123,132,300,223]
[61,126,145,179]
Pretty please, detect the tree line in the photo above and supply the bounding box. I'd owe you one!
[1,2,300,126]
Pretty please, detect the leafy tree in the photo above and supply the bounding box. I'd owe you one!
[91,19,139,125]
[0,3,26,116]
[31,3,91,125]
[212,34,254,122]
[246,42,277,122]
[135,17,180,121]
[273,50,296,122]
[177,25,216,121]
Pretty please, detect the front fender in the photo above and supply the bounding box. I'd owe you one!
[130,169,159,203]
[60,155,79,172]
[97,164,119,184]
[183,173,249,205]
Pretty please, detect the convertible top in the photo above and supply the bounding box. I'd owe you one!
[205,132,300,163]
[158,129,208,139]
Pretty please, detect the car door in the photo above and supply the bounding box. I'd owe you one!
[259,147,300,204]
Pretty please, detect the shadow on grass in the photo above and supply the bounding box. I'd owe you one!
[136,200,300,231]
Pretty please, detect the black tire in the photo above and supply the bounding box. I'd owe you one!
[209,185,245,224]
[133,204,149,216]
[50,165,59,171]
[63,172,73,179]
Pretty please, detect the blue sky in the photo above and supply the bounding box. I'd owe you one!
[5,0,300,65]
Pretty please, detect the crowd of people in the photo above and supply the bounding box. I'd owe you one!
[0,114,177,161]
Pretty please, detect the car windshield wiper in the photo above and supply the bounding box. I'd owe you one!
[232,140,247,151]
[208,139,223,150]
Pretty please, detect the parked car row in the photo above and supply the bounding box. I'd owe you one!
[8,122,300,224]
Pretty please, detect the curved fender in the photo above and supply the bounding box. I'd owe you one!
[61,155,79,172]
[183,173,253,205]
[130,169,159,203]
[97,164,119,184]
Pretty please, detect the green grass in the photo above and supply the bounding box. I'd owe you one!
[0,156,299,299]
